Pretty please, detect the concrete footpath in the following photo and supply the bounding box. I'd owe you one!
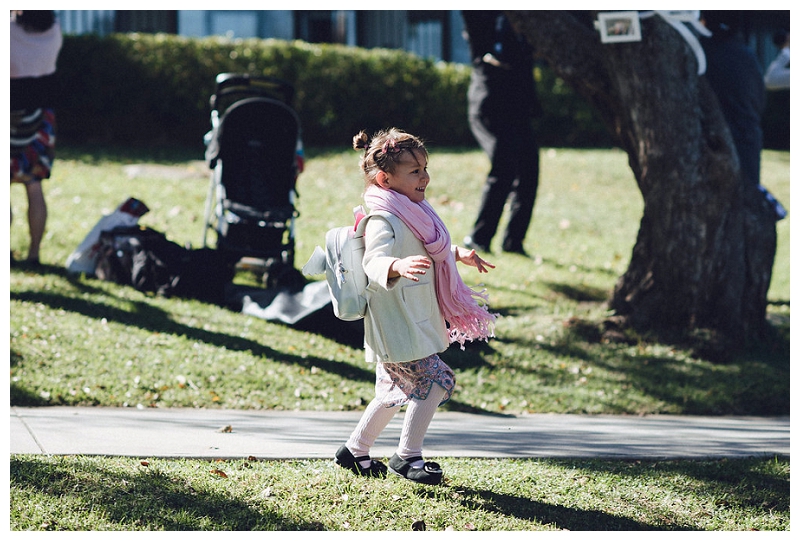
[10,406,789,461]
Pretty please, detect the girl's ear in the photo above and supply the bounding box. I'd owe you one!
[376,170,389,189]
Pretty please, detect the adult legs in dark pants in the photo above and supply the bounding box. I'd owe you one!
[466,113,539,254]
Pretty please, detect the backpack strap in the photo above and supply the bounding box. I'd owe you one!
[356,210,401,239]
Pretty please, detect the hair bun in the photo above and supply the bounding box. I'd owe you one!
[353,131,370,151]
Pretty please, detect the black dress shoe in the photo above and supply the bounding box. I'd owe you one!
[502,243,528,256]
[388,453,443,485]
[334,445,387,478]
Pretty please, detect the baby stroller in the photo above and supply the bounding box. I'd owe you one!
[203,73,304,289]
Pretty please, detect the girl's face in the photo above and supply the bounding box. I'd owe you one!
[381,149,430,203]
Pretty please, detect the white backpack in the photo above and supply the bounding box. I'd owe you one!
[302,206,376,321]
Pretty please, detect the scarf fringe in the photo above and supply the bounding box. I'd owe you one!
[445,285,497,349]
[447,309,496,349]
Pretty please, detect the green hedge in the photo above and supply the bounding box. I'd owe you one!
[53,33,608,150]
[54,33,787,151]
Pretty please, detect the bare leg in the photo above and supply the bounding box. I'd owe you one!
[24,180,47,262]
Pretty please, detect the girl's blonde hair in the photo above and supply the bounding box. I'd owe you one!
[352,128,428,187]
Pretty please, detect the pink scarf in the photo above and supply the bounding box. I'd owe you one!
[364,185,495,347]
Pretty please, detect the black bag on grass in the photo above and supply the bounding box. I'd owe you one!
[96,225,235,303]
[130,232,187,297]
[95,226,168,286]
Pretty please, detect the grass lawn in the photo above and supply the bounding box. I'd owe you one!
[10,454,788,531]
[8,145,790,531]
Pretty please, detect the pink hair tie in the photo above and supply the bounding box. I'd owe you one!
[382,139,398,154]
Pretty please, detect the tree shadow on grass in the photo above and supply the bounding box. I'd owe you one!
[10,379,51,407]
[451,487,670,530]
[572,456,790,514]
[544,281,610,303]
[8,350,48,405]
[11,266,497,414]
[529,332,790,415]
[9,455,326,531]
[15,262,363,345]
[290,305,365,349]
[10,287,374,386]
[438,455,788,531]
[412,480,673,531]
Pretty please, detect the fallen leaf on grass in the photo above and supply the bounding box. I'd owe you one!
[210,469,228,478]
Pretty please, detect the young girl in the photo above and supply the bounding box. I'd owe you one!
[334,128,496,485]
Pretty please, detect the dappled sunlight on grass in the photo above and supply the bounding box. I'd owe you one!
[10,146,789,415]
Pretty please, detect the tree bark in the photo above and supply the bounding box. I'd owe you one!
[507,11,777,349]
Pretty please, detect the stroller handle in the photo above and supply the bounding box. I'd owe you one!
[210,73,295,112]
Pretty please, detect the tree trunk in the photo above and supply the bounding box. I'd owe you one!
[507,11,777,350]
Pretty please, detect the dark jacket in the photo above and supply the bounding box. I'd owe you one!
[462,11,542,119]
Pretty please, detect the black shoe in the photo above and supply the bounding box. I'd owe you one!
[18,257,42,269]
[463,236,490,253]
[502,243,528,256]
[334,445,387,478]
[388,453,443,485]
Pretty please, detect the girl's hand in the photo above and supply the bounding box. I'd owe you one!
[389,255,432,282]
[456,247,495,274]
